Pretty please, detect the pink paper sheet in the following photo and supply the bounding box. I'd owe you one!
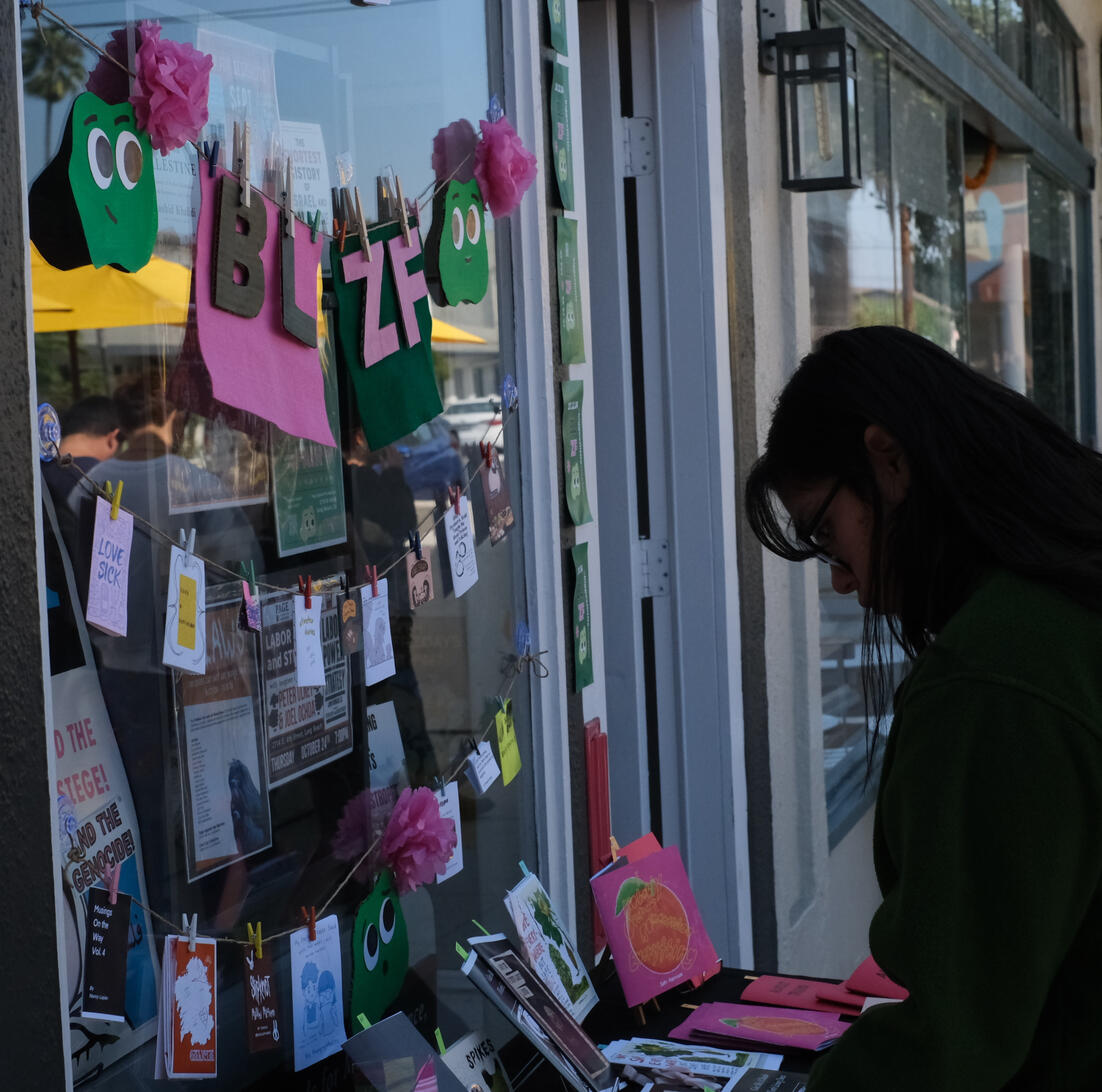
[843,955,910,1000]
[196,161,334,446]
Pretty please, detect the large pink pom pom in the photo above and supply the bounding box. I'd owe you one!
[432,118,478,184]
[130,21,213,155]
[379,786,458,895]
[331,788,378,884]
[473,116,537,218]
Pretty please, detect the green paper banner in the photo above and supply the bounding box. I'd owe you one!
[561,379,592,525]
[547,0,568,55]
[271,331,347,556]
[331,218,443,450]
[571,542,593,691]
[550,61,575,211]
[556,216,585,365]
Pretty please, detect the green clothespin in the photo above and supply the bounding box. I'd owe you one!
[435,1028,447,1054]
[519,860,530,876]
[238,560,257,596]
[357,1013,370,1030]
[309,209,322,243]
[471,918,490,935]
[455,942,469,961]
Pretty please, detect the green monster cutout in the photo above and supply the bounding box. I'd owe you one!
[350,868,409,1025]
[29,91,157,272]
[425,179,489,306]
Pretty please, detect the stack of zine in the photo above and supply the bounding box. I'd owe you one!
[670,1002,850,1053]
[460,933,613,1092]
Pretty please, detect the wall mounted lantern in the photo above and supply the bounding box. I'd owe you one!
[759,0,862,192]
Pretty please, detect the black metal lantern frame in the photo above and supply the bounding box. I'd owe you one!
[775,25,861,192]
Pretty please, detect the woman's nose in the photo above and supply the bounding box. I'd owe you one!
[830,563,858,597]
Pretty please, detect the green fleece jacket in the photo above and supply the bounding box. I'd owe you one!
[809,571,1102,1091]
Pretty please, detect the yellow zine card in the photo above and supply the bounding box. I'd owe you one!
[495,700,521,786]
[177,574,197,649]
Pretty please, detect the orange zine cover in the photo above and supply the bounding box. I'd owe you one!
[170,938,218,1076]
[591,842,719,1008]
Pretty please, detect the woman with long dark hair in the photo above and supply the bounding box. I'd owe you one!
[745,325,1102,1090]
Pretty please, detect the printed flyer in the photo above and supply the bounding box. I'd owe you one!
[262,580,352,786]
[176,588,272,881]
[556,217,585,365]
[561,380,592,525]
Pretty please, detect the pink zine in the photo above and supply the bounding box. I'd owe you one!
[196,161,334,447]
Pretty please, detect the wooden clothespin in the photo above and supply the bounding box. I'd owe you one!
[376,174,394,222]
[408,530,423,560]
[247,921,263,959]
[298,574,313,609]
[479,441,494,469]
[233,120,251,208]
[103,479,124,520]
[354,186,372,260]
[103,862,120,905]
[182,912,198,953]
[283,158,296,239]
[203,139,220,178]
[365,564,379,598]
[301,905,317,942]
[177,527,196,555]
[395,174,411,246]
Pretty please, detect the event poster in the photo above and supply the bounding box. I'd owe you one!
[271,331,347,557]
[176,587,272,881]
[364,701,409,846]
[52,666,159,1080]
[262,580,352,786]
[280,120,332,233]
[550,61,575,210]
[561,381,593,525]
[556,217,585,365]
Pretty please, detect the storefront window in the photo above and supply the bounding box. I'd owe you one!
[28,1,540,1085]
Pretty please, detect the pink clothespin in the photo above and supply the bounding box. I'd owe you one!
[479,442,494,469]
[448,486,461,515]
[298,574,313,609]
[301,905,317,942]
[103,862,120,905]
[365,564,379,598]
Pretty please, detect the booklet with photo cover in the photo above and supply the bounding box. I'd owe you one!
[463,934,611,1091]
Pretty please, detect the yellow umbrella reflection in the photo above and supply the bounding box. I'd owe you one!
[31,244,192,332]
[430,316,487,345]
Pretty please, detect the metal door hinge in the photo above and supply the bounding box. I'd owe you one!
[622,117,655,178]
[634,537,669,598]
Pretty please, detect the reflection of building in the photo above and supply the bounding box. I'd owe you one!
[432,244,501,402]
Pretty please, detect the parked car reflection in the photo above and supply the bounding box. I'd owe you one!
[395,418,466,498]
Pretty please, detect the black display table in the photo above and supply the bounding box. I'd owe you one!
[499,966,818,1088]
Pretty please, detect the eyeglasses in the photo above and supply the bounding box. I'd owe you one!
[792,478,847,568]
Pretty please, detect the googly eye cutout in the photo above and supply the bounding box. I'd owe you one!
[115,131,143,190]
[452,206,464,250]
[363,922,380,971]
[465,204,481,246]
[379,897,397,943]
[87,128,113,190]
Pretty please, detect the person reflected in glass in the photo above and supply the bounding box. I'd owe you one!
[745,325,1102,1091]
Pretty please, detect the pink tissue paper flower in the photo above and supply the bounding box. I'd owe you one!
[86,25,144,105]
[473,116,537,219]
[130,20,213,154]
[331,788,378,885]
[432,118,478,185]
[379,786,457,895]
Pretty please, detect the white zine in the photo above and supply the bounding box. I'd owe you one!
[289,914,347,1072]
[86,495,133,637]
[434,780,463,882]
[294,595,326,687]
[444,496,479,598]
[466,741,500,795]
[360,580,395,686]
[163,544,207,675]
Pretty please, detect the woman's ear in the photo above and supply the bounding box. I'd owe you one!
[864,424,910,504]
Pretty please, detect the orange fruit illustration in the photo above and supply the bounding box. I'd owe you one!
[720,1015,826,1036]
[615,877,691,974]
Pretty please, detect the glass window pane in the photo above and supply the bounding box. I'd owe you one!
[27,1,540,1084]
[892,66,966,356]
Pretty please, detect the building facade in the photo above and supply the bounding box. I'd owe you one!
[4,0,1100,1085]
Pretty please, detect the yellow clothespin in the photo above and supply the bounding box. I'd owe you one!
[395,174,411,246]
[247,921,263,959]
[354,186,372,261]
[610,835,621,862]
[104,479,123,520]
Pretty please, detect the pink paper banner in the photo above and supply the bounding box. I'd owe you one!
[196,160,334,447]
